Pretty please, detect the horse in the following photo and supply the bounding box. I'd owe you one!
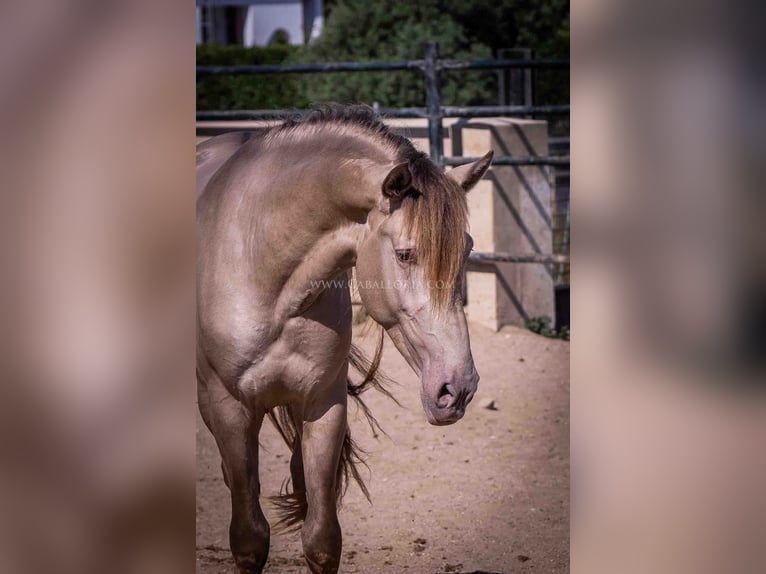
[196,105,493,574]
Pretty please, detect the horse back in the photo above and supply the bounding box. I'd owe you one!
[196,131,259,200]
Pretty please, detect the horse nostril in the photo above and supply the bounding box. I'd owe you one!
[436,383,456,408]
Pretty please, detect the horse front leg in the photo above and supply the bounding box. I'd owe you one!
[300,378,347,574]
[198,373,270,573]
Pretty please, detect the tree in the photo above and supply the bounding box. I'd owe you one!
[301,0,496,107]
[441,0,569,57]
[442,0,570,107]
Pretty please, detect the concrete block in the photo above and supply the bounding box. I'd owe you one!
[452,118,555,331]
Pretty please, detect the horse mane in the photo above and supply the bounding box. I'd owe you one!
[399,155,468,310]
[272,104,469,310]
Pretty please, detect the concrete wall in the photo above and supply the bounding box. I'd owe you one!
[244,2,304,46]
[456,119,554,330]
[195,0,323,46]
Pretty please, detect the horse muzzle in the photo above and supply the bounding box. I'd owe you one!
[422,371,479,426]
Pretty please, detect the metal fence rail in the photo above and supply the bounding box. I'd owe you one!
[196,105,569,122]
[196,57,567,77]
[469,252,570,265]
[443,156,570,167]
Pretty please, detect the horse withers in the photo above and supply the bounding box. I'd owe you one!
[196,106,492,573]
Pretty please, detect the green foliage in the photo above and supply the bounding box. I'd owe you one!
[196,44,308,110]
[440,0,569,55]
[299,0,496,107]
[525,316,570,341]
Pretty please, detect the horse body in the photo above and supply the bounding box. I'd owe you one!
[197,107,492,573]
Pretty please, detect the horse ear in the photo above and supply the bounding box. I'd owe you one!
[382,162,412,199]
[447,150,494,192]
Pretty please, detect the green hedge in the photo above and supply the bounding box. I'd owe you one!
[196,44,309,110]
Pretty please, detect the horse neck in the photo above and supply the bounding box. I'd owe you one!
[258,138,394,321]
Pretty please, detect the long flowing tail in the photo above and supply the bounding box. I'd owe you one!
[268,327,398,533]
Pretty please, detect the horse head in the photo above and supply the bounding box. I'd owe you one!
[356,151,493,425]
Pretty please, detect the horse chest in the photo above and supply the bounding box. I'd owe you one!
[238,300,352,407]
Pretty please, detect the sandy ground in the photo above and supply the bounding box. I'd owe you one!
[196,322,569,574]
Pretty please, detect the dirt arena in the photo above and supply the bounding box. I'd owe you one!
[196,322,569,573]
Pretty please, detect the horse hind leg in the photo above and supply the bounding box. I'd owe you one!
[198,371,270,573]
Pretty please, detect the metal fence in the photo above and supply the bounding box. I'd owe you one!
[197,42,570,276]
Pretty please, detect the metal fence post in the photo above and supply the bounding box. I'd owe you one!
[424,42,443,166]
[498,48,533,106]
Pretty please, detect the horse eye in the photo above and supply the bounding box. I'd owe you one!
[395,249,415,263]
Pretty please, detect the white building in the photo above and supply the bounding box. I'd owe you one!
[196,0,324,46]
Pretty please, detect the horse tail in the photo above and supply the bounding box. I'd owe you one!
[347,327,401,436]
[269,325,399,533]
[339,327,400,506]
[267,407,305,533]
[336,425,370,503]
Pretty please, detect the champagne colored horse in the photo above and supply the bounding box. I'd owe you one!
[196,106,492,574]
